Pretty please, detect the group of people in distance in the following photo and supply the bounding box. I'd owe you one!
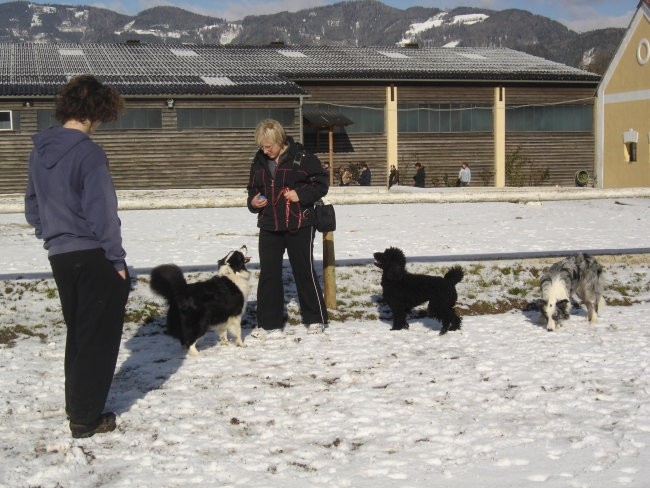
[335,161,471,189]
[336,162,372,186]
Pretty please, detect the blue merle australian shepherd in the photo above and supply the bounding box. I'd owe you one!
[537,253,606,331]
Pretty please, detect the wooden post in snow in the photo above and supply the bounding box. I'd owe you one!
[323,127,336,309]
[323,230,336,309]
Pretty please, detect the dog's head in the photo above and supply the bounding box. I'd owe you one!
[540,298,571,323]
[218,245,251,273]
[539,272,572,329]
[373,247,406,280]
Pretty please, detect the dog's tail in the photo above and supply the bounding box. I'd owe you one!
[150,264,187,301]
[444,265,464,286]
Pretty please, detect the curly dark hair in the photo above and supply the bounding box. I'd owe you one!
[54,75,124,125]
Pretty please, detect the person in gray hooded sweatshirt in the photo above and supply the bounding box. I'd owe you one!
[24,75,130,439]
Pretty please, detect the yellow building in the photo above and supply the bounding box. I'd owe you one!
[596,0,650,187]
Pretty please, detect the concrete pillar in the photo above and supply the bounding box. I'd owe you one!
[494,86,506,187]
[386,85,398,176]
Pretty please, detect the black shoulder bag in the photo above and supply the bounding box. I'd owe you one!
[314,199,336,233]
[293,149,336,233]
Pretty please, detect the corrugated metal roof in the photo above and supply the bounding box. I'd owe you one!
[0,42,600,97]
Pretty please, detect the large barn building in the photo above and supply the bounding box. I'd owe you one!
[0,42,600,192]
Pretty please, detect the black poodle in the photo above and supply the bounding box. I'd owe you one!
[373,247,464,334]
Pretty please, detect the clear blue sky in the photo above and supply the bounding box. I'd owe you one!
[5,0,637,32]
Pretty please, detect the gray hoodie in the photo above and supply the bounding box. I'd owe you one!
[24,126,126,271]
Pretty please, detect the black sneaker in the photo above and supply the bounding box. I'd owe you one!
[70,412,117,439]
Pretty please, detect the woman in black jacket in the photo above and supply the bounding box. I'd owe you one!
[247,119,329,334]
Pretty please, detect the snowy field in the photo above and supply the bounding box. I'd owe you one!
[1,197,649,487]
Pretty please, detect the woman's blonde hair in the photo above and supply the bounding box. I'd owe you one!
[254,119,286,147]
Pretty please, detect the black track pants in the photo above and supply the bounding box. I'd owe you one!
[49,248,130,425]
[256,226,328,329]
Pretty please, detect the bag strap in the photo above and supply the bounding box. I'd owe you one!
[292,142,307,166]
[275,186,303,233]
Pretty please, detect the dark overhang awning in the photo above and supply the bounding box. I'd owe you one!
[303,108,353,129]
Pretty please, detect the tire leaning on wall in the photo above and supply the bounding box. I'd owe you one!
[575,170,589,187]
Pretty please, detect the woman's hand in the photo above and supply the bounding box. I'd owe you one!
[252,193,268,208]
[283,189,299,203]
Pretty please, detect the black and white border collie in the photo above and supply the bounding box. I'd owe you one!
[538,253,606,331]
[150,245,251,355]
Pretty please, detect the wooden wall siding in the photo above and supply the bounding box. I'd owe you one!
[103,123,302,190]
[0,100,301,193]
[0,86,597,192]
[161,109,177,130]
[397,133,495,186]
[396,85,495,186]
[397,85,495,104]
[505,86,597,105]
[0,134,32,192]
[500,85,596,187]
[393,131,595,187]
[301,85,386,104]
[99,131,252,189]
[505,133,595,187]
[0,129,597,191]
[0,106,32,192]
[300,84,498,187]
[303,84,595,106]
[302,84,497,104]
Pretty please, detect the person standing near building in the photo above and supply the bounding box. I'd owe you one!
[339,167,352,186]
[24,75,131,439]
[247,119,330,335]
[413,162,426,188]
[388,164,400,188]
[458,162,471,187]
[358,162,371,186]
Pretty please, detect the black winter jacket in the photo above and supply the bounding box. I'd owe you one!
[246,138,329,232]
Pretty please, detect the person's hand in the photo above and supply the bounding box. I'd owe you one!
[252,193,268,208]
[283,189,299,203]
[118,269,127,280]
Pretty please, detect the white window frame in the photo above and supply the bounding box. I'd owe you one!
[0,110,14,131]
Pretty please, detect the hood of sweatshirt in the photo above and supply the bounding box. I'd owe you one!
[31,126,90,169]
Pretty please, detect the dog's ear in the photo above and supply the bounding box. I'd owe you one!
[524,299,544,312]
[556,298,569,309]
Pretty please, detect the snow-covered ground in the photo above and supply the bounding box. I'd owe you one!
[1,195,649,487]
